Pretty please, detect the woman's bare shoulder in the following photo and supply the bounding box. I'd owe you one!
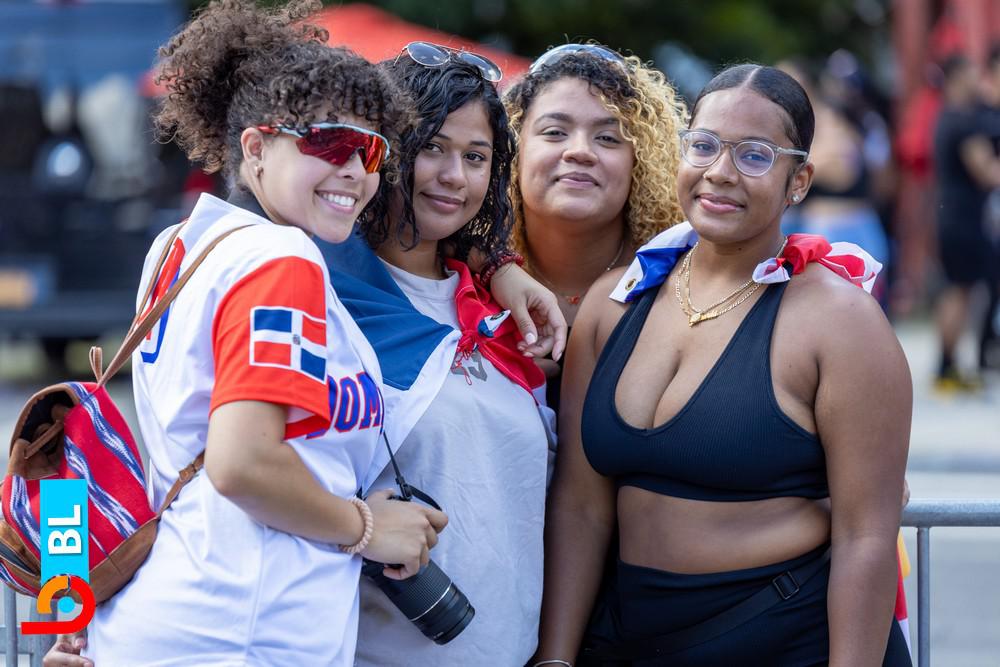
[784,264,903,370]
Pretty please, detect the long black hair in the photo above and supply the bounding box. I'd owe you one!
[362,55,514,262]
[692,64,815,153]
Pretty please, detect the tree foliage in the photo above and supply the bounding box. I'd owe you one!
[369,0,889,69]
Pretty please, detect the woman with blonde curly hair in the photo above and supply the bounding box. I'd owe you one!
[503,44,687,412]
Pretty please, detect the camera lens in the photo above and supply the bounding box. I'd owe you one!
[362,558,475,644]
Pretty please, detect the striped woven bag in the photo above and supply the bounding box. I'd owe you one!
[0,224,246,602]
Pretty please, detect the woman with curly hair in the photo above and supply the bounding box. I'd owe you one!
[320,44,554,666]
[503,44,688,413]
[45,2,446,666]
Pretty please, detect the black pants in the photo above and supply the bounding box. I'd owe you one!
[580,545,912,667]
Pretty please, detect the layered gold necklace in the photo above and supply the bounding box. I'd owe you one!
[675,237,787,326]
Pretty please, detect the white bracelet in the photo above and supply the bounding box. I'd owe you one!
[532,661,572,667]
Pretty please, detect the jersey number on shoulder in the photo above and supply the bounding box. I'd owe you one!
[139,237,185,365]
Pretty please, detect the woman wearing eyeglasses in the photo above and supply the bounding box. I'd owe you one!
[317,43,555,667]
[503,44,688,416]
[44,3,447,666]
[532,65,911,667]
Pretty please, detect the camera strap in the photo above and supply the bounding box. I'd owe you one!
[378,430,443,512]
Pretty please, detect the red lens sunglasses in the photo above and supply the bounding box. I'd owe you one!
[257,123,391,174]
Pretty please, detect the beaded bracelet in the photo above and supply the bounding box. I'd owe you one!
[339,496,374,555]
[479,250,524,288]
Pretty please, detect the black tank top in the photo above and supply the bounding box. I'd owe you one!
[582,281,829,501]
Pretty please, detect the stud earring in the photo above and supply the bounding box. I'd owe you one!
[254,164,263,178]
[791,193,801,203]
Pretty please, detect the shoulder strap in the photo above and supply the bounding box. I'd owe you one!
[93,223,252,516]
[156,452,205,516]
[92,224,253,387]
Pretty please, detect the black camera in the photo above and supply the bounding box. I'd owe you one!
[361,489,475,644]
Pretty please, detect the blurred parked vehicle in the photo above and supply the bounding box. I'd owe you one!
[0,0,191,367]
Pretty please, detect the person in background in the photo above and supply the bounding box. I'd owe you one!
[932,54,1000,391]
[504,43,688,414]
[778,58,891,306]
[976,44,1000,372]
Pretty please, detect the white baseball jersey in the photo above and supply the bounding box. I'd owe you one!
[86,193,383,666]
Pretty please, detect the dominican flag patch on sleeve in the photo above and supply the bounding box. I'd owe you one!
[250,307,327,383]
[210,256,332,435]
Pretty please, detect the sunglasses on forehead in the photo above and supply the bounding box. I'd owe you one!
[528,43,627,74]
[257,123,391,174]
[401,41,503,83]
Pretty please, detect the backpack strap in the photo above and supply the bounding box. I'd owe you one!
[92,224,252,387]
[92,223,252,515]
[157,452,205,516]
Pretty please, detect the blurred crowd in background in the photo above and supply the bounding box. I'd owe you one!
[1,0,999,394]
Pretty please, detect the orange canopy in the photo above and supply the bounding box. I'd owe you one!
[141,3,530,96]
[315,3,530,85]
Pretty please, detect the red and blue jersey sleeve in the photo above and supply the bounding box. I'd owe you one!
[210,256,330,439]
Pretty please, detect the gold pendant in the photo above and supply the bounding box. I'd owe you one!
[688,311,719,326]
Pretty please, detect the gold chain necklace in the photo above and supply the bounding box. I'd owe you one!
[674,237,787,326]
[533,238,625,306]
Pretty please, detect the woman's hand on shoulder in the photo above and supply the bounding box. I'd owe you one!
[362,489,448,581]
[490,263,568,361]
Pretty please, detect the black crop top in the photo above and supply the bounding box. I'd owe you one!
[582,281,829,501]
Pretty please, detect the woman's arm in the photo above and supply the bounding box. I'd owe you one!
[532,275,620,664]
[812,286,912,667]
[466,246,568,361]
[205,401,447,579]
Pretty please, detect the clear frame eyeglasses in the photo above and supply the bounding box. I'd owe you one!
[678,129,809,177]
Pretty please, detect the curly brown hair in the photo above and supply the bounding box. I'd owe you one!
[361,56,514,263]
[504,50,688,258]
[154,0,409,226]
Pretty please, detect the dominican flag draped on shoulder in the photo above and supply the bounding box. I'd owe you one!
[320,233,546,493]
[609,221,882,303]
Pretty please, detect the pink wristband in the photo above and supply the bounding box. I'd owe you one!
[339,496,374,555]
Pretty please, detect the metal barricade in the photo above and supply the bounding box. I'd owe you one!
[1,498,997,666]
[0,588,55,667]
[902,498,1000,667]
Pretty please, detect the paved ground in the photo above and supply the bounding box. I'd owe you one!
[0,317,997,665]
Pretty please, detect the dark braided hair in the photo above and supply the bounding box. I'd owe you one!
[363,55,514,263]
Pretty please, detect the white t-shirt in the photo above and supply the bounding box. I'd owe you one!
[86,194,383,666]
[354,262,548,667]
